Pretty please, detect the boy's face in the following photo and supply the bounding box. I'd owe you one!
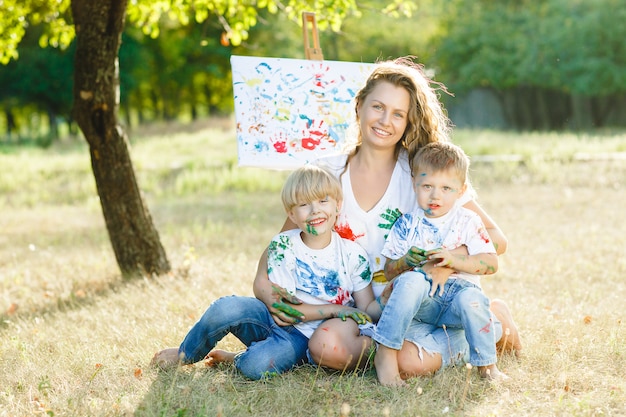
[287,195,340,238]
[413,168,466,218]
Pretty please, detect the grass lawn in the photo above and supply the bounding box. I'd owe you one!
[1,119,625,416]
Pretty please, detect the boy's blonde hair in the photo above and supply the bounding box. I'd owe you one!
[411,142,470,185]
[281,165,343,211]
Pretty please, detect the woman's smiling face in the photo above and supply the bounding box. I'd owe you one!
[357,80,410,151]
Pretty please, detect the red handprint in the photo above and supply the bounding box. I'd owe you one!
[271,132,288,154]
[301,119,327,150]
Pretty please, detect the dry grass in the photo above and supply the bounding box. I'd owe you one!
[1,121,625,416]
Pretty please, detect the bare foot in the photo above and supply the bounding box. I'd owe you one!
[477,364,510,382]
[205,349,237,367]
[491,299,523,358]
[151,348,183,370]
[374,345,407,387]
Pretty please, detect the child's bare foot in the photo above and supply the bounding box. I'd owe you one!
[205,349,237,367]
[374,345,407,387]
[477,364,510,381]
[491,299,523,358]
[151,348,183,370]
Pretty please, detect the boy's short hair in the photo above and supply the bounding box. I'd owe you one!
[412,142,470,185]
[281,165,343,211]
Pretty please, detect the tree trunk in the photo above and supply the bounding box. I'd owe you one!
[71,0,170,278]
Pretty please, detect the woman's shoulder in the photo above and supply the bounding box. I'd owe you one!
[312,153,348,176]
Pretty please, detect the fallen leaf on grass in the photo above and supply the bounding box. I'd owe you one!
[7,303,18,315]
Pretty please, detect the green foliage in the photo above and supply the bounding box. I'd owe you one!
[0,0,74,64]
[1,0,418,139]
[434,0,626,96]
[1,0,416,64]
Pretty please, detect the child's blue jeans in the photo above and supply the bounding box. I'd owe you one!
[178,295,309,379]
[373,270,501,367]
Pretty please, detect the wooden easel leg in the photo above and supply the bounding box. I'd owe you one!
[302,12,324,60]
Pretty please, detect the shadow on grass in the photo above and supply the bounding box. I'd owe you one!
[134,362,389,417]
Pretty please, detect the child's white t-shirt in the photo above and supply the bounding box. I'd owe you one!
[381,205,495,287]
[315,150,474,296]
[267,229,372,338]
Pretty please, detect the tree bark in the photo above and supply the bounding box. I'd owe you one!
[71,0,170,278]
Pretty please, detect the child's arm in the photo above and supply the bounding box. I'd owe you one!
[352,285,382,322]
[253,218,303,326]
[428,249,498,276]
[293,302,372,325]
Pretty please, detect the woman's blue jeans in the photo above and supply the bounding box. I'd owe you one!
[178,295,309,379]
[373,270,500,367]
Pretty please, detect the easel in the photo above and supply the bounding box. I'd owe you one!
[302,12,324,60]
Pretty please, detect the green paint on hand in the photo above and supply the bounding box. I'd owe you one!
[273,302,304,320]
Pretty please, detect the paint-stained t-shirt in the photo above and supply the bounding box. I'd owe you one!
[382,205,495,287]
[267,229,372,338]
[315,150,474,296]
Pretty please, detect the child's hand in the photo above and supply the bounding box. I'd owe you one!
[427,267,451,297]
[334,308,372,325]
[272,302,305,322]
[404,246,427,268]
[427,248,454,269]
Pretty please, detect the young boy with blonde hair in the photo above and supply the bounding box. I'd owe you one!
[152,165,378,378]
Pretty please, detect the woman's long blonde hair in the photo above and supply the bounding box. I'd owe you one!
[348,57,452,170]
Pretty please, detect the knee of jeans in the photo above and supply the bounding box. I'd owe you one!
[395,271,429,292]
[457,287,489,307]
[236,352,291,380]
[203,296,261,324]
[455,289,491,321]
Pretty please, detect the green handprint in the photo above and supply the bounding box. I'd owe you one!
[379,208,402,230]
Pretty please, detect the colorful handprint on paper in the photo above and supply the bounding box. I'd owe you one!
[231,56,374,169]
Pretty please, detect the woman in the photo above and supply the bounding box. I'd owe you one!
[253,57,521,382]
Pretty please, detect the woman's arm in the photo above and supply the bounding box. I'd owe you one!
[252,217,302,326]
[463,199,508,255]
[353,285,380,322]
